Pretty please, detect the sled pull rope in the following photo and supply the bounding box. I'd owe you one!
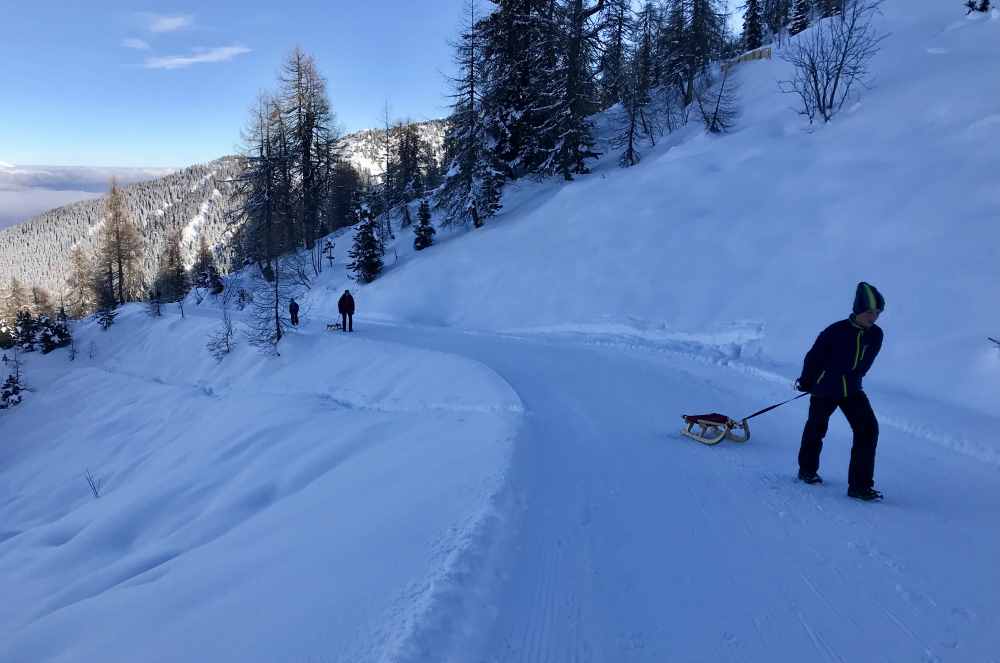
[741,392,809,422]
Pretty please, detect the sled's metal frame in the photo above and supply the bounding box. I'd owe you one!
[680,416,750,446]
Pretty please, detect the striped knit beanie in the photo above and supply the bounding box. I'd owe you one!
[853,282,885,315]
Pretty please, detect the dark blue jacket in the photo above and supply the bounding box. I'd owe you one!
[798,317,883,399]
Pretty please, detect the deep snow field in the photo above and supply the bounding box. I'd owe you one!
[2,1,999,661]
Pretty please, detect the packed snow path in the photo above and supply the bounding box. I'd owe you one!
[359,322,999,663]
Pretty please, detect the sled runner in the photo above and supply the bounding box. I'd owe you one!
[680,392,808,446]
[681,413,750,445]
[326,322,344,331]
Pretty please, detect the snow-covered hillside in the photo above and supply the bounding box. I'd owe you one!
[0,164,174,231]
[342,119,447,177]
[355,1,1000,417]
[2,1,999,662]
[0,158,240,293]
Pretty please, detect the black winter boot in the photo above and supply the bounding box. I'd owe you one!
[847,487,883,501]
[798,471,823,485]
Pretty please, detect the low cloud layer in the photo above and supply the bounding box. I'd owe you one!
[0,164,174,229]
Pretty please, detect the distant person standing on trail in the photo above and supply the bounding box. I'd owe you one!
[338,290,355,332]
[794,282,886,501]
[289,298,300,327]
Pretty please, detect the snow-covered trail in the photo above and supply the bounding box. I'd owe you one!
[358,322,1000,663]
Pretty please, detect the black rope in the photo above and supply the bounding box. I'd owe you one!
[741,392,809,422]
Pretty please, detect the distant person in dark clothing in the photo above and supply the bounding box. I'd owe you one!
[338,290,355,332]
[795,282,886,501]
[289,298,300,326]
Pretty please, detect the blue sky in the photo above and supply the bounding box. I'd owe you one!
[0,1,741,169]
[0,2,466,167]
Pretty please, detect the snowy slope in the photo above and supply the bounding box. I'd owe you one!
[348,2,1000,418]
[0,308,520,662]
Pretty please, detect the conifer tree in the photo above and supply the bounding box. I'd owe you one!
[3,277,28,322]
[37,315,71,354]
[193,234,224,293]
[413,199,436,251]
[743,0,765,50]
[440,0,504,227]
[14,310,37,352]
[763,0,792,42]
[817,0,841,18]
[789,0,811,35]
[348,210,384,283]
[536,0,606,180]
[66,246,93,318]
[279,48,341,251]
[98,179,144,305]
[597,0,632,108]
[154,231,189,303]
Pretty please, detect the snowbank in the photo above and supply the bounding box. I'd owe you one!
[0,307,521,662]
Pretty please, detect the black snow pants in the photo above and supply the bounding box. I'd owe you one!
[798,391,879,490]
[341,313,353,332]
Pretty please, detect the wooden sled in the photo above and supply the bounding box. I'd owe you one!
[681,413,750,445]
[326,322,344,331]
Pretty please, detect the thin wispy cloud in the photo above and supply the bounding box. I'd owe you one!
[144,13,194,33]
[122,37,151,50]
[144,45,251,70]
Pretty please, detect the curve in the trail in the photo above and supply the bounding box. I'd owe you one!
[360,322,1000,663]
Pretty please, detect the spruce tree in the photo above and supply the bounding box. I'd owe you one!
[37,315,71,354]
[743,0,765,50]
[154,231,189,303]
[14,310,36,352]
[535,0,606,180]
[193,234,223,293]
[789,0,811,35]
[440,0,504,227]
[414,200,436,251]
[597,0,632,108]
[348,211,384,283]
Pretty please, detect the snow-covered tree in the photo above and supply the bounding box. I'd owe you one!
[789,0,811,35]
[0,373,23,410]
[14,310,36,352]
[348,210,384,283]
[597,0,633,108]
[413,199,436,251]
[153,230,189,303]
[743,0,766,50]
[36,315,71,354]
[193,234,224,294]
[440,0,504,227]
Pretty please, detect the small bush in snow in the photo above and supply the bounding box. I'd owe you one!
[84,469,104,498]
[0,373,23,410]
[779,0,887,124]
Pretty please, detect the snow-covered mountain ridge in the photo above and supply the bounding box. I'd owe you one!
[0,120,446,294]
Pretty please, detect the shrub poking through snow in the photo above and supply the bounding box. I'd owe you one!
[0,373,23,410]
